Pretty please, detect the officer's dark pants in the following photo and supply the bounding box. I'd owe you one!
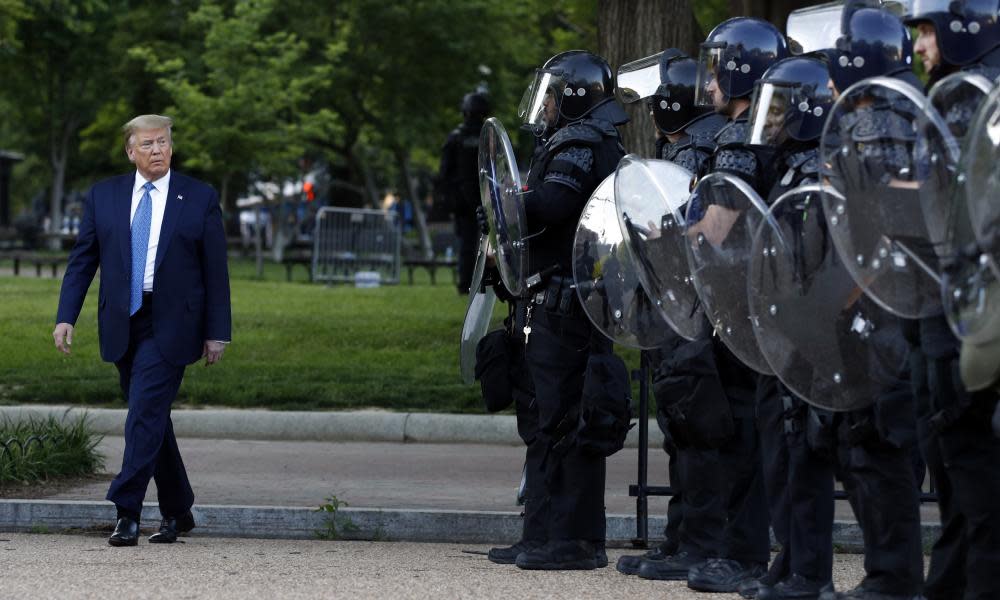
[834,411,924,596]
[717,344,771,567]
[912,350,1000,600]
[510,304,546,542]
[455,214,478,293]
[524,303,609,542]
[757,375,835,584]
[648,346,685,552]
[652,338,724,559]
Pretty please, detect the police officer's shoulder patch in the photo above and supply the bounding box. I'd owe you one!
[851,109,917,144]
[545,146,595,192]
[547,123,603,152]
[714,119,750,146]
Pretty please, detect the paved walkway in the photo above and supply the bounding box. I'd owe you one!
[43,437,940,524]
[0,533,874,600]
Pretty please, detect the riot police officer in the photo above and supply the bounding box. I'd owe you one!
[510,50,629,571]
[821,7,931,599]
[440,92,490,294]
[901,2,1000,598]
[740,55,838,600]
[637,18,788,594]
[613,48,729,577]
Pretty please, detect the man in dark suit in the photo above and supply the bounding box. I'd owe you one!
[52,114,231,547]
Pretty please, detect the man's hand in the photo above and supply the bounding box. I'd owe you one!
[203,340,226,366]
[53,323,74,355]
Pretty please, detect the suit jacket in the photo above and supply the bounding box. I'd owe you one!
[56,171,232,366]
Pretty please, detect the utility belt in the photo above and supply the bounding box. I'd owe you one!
[523,267,580,318]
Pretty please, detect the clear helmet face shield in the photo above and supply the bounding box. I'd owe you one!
[519,69,573,135]
[694,44,727,108]
[617,51,667,104]
[747,80,829,146]
[786,1,846,54]
[747,83,797,146]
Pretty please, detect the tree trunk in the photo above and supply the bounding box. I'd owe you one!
[395,147,433,259]
[48,121,76,251]
[48,153,65,250]
[598,0,703,158]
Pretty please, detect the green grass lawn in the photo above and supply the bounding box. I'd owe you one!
[0,258,643,413]
[0,260,492,412]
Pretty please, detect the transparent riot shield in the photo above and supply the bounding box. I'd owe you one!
[749,185,911,411]
[479,117,529,297]
[963,80,1000,253]
[573,172,674,349]
[685,172,773,374]
[460,235,498,385]
[931,72,1000,342]
[614,155,705,341]
[819,76,961,319]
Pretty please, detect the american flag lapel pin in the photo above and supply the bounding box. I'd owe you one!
[177,194,184,200]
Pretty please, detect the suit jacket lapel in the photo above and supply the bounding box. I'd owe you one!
[155,172,188,273]
[117,174,134,272]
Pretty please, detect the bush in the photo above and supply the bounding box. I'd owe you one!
[0,414,104,486]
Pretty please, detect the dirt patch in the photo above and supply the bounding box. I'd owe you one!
[0,473,114,499]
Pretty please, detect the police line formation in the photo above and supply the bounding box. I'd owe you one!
[459,1,1000,599]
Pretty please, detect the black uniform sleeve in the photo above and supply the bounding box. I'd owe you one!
[524,180,586,227]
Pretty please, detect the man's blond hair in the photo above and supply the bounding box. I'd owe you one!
[122,114,173,148]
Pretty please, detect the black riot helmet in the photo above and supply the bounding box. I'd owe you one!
[652,57,715,134]
[461,92,490,122]
[520,50,616,134]
[746,56,834,146]
[832,6,915,92]
[903,0,1000,66]
[615,49,713,134]
[695,17,790,107]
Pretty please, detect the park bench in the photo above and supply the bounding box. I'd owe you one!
[0,251,69,277]
[401,257,458,286]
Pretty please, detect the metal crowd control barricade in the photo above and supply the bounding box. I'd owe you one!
[312,207,402,284]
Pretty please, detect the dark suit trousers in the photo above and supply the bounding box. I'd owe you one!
[105,296,193,518]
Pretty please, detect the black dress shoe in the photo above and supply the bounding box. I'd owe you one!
[688,558,766,593]
[616,540,675,575]
[148,510,195,544]
[487,539,544,564]
[108,517,140,547]
[515,540,598,570]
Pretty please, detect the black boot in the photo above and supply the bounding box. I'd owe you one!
[835,587,922,600]
[616,540,675,575]
[594,541,608,568]
[637,550,707,580]
[515,540,597,571]
[758,574,835,599]
[487,539,543,565]
[688,558,766,593]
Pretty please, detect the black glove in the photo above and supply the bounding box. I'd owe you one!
[476,205,490,236]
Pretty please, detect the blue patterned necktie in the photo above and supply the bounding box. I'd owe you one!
[129,182,155,316]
